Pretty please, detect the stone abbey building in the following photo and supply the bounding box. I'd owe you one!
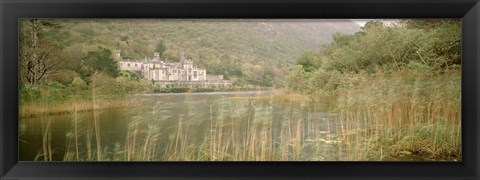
[116,50,231,87]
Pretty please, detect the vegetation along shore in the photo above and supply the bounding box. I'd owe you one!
[19,19,460,161]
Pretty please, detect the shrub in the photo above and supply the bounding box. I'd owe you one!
[71,77,87,89]
[20,85,41,102]
[49,81,66,89]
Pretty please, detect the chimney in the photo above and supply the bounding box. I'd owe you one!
[153,52,160,61]
[180,52,186,62]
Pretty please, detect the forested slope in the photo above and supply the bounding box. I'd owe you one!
[38,19,360,86]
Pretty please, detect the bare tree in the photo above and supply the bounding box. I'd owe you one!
[20,19,62,85]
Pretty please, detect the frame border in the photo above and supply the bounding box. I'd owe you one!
[1,0,479,179]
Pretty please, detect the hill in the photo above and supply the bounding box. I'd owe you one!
[43,19,361,86]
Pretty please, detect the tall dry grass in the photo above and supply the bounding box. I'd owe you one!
[20,97,135,118]
[32,70,460,161]
[154,92,345,161]
[55,91,344,161]
[333,68,461,160]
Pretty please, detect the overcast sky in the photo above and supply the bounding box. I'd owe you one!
[351,19,371,27]
[351,19,400,27]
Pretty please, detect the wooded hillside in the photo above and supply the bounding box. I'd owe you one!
[22,19,360,87]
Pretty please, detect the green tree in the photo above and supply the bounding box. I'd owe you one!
[77,47,118,80]
[260,67,275,87]
[287,65,308,92]
[295,51,321,73]
[332,32,354,46]
[361,21,384,32]
[155,41,167,57]
[120,36,130,46]
[403,19,458,30]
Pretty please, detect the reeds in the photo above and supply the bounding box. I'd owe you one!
[28,68,460,161]
[33,94,366,161]
[50,92,340,161]
[332,68,461,160]
[150,94,337,161]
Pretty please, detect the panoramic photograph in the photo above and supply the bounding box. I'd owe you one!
[18,19,461,161]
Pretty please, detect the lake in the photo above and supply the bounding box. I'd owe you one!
[20,91,349,161]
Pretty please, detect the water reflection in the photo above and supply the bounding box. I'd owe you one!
[20,91,342,161]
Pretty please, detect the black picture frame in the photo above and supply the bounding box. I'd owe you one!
[1,0,479,179]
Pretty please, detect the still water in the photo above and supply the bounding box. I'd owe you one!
[20,91,343,161]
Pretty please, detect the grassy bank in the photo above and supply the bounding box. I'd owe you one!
[332,69,461,160]
[19,79,142,118]
[20,86,269,118]
[20,97,138,118]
